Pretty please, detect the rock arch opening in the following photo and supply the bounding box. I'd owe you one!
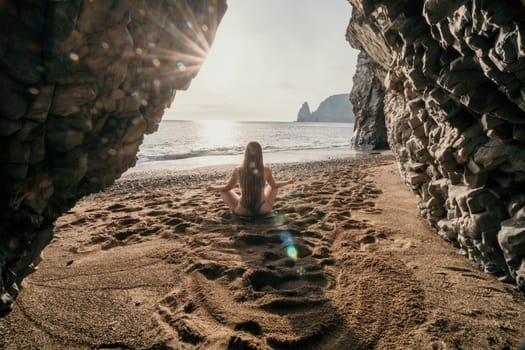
[2,0,525,315]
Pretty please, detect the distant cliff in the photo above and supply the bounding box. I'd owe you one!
[297,94,354,123]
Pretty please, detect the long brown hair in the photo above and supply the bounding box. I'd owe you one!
[239,141,264,210]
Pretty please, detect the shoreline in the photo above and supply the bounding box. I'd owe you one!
[114,150,386,193]
[131,147,358,173]
[1,152,524,349]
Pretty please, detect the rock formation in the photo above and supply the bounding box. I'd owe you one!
[347,0,525,290]
[348,52,389,150]
[296,94,355,123]
[0,0,226,313]
[297,102,311,122]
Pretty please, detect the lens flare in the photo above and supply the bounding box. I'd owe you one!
[68,52,79,61]
[272,214,287,226]
[176,61,187,71]
[280,231,298,261]
[286,246,298,260]
[27,87,39,95]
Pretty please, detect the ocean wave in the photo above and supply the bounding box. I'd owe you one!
[140,144,351,162]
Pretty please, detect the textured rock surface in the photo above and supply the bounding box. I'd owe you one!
[347,0,525,290]
[296,94,354,123]
[348,51,388,150]
[0,0,226,312]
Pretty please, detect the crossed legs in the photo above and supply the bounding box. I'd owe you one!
[220,186,279,216]
[258,186,278,215]
[220,190,242,213]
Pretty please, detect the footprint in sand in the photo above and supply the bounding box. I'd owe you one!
[117,217,141,226]
[161,213,184,224]
[105,203,143,213]
[145,209,170,217]
[341,219,369,230]
[153,215,346,349]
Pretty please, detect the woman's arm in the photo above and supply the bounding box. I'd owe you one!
[204,168,238,192]
[265,168,296,189]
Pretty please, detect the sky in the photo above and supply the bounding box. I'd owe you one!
[164,0,359,121]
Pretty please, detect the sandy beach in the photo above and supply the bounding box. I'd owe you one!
[1,152,524,349]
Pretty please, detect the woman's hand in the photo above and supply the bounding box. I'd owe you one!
[288,176,297,185]
[204,183,214,191]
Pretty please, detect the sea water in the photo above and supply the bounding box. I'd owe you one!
[131,120,355,172]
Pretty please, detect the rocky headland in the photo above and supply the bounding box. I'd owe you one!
[296,94,355,123]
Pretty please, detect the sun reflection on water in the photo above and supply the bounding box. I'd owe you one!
[198,119,234,149]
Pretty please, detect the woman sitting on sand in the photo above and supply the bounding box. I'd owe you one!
[204,141,297,216]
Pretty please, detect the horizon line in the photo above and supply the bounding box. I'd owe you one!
[162,118,297,122]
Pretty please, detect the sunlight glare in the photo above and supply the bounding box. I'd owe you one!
[199,120,234,148]
[129,0,223,86]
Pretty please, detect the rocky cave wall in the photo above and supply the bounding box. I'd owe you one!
[348,51,389,149]
[0,0,226,312]
[347,0,525,290]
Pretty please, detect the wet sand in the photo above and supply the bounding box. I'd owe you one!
[1,152,524,349]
